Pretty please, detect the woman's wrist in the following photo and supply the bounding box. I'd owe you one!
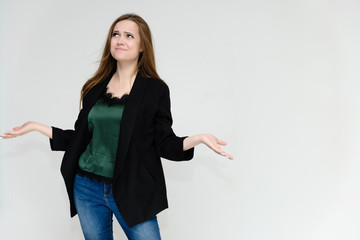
[194,134,205,145]
[29,121,39,132]
[27,121,52,138]
[183,134,203,151]
[36,123,52,138]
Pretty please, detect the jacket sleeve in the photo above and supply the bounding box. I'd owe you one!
[49,127,75,151]
[154,83,194,161]
[49,107,85,151]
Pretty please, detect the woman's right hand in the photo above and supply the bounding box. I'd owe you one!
[1,121,52,139]
[1,121,37,139]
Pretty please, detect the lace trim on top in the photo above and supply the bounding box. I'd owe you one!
[103,87,129,105]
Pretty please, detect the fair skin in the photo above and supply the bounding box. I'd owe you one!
[107,20,143,97]
[1,20,233,160]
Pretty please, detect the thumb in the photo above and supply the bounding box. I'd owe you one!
[13,126,22,131]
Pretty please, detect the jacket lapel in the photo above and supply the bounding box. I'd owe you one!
[114,73,148,178]
[83,76,111,110]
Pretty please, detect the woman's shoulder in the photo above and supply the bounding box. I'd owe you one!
[82,78,109,107]
[145,77,170,93]
[146,77,168,87]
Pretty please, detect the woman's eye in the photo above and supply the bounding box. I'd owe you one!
[112,32,119,37]
[127,34,134,39]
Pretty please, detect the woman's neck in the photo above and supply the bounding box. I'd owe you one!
[115,61,138,85]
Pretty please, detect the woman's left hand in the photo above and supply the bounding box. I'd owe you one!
[199,134,233,160]
[183,133,233,160]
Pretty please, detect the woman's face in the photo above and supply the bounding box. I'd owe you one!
[110,20,143,63]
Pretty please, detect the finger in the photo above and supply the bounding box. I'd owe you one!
[214,146,226,155]
[1,134,13,139]
[203,138,221,152]
[220,152,233,160]
[216,139,227,146]
[2,132,17,138]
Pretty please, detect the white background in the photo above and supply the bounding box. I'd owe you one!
[1,0,360,239]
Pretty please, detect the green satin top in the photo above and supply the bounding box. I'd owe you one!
[78,94,125,178]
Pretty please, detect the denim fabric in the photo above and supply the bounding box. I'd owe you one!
[74,174,161,240]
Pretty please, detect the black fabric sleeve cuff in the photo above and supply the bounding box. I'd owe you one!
[49,126,74,151]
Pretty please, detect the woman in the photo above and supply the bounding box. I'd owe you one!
[1,14,233,240]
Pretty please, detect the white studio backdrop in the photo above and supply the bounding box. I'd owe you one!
[1,0,360,239]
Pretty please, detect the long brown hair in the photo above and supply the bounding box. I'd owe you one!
[80,14,161,103]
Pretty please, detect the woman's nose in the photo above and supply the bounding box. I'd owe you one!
[117,36,124,45]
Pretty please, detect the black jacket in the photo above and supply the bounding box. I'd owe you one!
[50,73,194,227]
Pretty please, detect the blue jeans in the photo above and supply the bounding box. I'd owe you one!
[74,174,161,240]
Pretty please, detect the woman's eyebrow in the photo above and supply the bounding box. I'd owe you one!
[113,30,134,34]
